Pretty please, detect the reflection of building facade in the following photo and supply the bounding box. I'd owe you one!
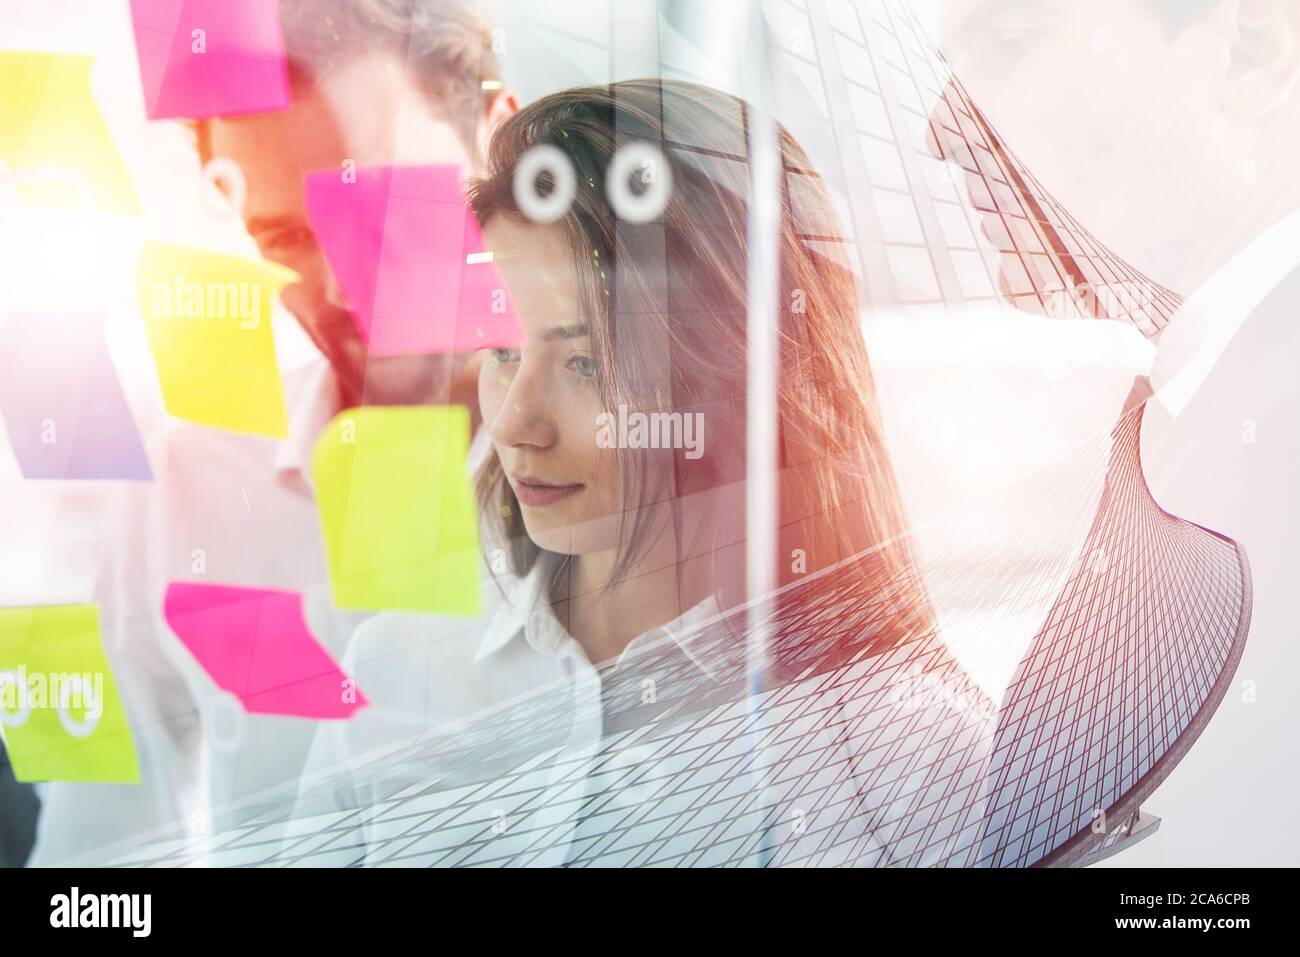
[104,0,1249,868]
[108,403,1248,868]
[980,397,1249,866]
[764,0,1185,331]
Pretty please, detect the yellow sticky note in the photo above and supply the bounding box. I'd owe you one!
[0,605,140,783]
[0,52,140,213]
[138,241,295,437]
[312,406,482,615]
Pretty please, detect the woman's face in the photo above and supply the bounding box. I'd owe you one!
[478,216,622,556]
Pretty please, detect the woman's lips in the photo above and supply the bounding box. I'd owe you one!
[510,475,584,507]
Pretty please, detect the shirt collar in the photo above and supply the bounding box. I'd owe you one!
[612,590,731,681]
[1151,202,1300,416]
[472,555,550,662]
[273,359,343,488]
[473,555,732,682]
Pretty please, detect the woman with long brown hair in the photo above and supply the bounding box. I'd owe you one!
[468,77,933,675]
[290,78,972,866]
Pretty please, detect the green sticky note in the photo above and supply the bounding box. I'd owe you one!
[0,605,140,783]
[312,406,482,615]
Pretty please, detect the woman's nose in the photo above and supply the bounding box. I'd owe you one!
[487,362,558,450]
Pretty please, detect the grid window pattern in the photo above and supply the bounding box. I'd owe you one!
[107,398,1247,868]
[794,0,1182,330]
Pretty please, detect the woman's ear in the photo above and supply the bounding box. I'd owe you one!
[1219,0,1300,116]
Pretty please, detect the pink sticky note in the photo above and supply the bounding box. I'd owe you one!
[305,165,525,356]
[164,583,366,719]
[129,0,290,120]
[0,313,152,480]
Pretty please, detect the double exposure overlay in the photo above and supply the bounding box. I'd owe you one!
[0,0,1287,880]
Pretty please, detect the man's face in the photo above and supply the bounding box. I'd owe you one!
[207,52,483,406]
[937,0,1242,294]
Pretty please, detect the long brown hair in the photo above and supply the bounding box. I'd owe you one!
[468,78,932,662]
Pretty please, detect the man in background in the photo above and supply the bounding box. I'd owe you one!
[938,0,1300,864]
[30,0,518,865]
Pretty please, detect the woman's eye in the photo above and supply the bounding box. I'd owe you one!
[566,353,598,380]
[488,347,520,364]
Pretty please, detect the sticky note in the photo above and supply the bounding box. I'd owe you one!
[164,583,367,719]
[128,0,290,120]
[137,241,295,437]
[0,313,152,480]
[312,406,481,614]
[305,165,525,356]
[0,52,140,213]
[0,605,140,783]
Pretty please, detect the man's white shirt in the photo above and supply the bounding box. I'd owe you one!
[31,359,379,864]
[1133,202,1300,864]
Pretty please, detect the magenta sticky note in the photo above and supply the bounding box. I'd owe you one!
[305,165,525,356]
[129,0,290,120]
[0,313,152,481]
[164,583,367,719]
